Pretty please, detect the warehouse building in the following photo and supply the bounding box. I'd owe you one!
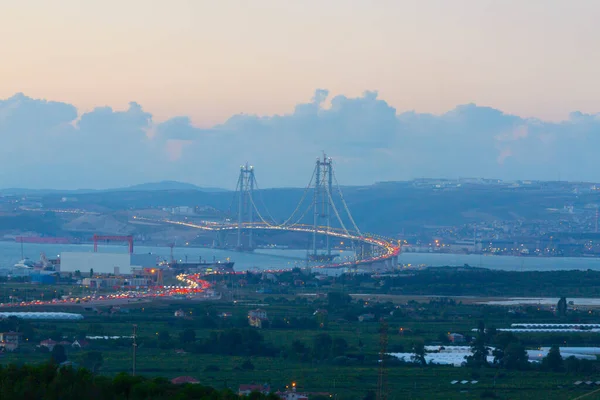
[59,252,157,275]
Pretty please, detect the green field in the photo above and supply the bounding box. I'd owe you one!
[3,280,600,399]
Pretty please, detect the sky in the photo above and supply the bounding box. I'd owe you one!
[1,0,600,189]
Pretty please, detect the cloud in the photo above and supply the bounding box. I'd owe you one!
[2,90,600,189]
[0,93,77,136]
[77,102,151,140]
[156,116,208,140]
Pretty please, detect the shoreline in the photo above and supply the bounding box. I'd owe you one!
[6,239,600,260]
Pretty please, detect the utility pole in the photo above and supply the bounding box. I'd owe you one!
[132,324,137,376]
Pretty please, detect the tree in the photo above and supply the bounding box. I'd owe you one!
[241,359,255,370]
[477,321,486,336]
[411,341,426,366]
[557,297,567,316]
[313,333,333,360]
[491,332,528,370]
[542,345,563,372]
[332,337,348,357]
[363,391,376,400]
[179,328,196,344]
[437,332,450,344]
[50,344,67,364]
[467,334,489,368]
[500,342,529,370]
[289,340,309,360]
[158,330,171,342]
[90,268,94,278]
[80,351,103,374]
[327,292,351,309]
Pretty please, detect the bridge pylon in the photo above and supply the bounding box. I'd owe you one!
[309,154,336,263]
[235,163,255,251]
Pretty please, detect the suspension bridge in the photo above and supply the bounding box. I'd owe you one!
[156,155,401,269]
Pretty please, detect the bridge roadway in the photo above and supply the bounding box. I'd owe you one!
[136,217,401,269]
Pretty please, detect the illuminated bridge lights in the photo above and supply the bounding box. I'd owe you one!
[146,218,400,269]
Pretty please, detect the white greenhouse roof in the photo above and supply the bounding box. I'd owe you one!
[0,312,83,320]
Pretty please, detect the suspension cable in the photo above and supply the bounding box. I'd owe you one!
[324,180,351,236]
[278,165,316,227]
[246,165,317,228]
[222,172,242,228]
[287,201,314,228]
[248,192,276,227]
[332,168,362,235]
[251,174,278,224]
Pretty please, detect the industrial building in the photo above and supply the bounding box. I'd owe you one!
[82,277,150,289]
[59,252,157,275]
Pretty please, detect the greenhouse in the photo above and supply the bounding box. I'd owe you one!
[0,312,84,320]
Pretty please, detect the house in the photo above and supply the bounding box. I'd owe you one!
[0,331,22,352]
[358,313,375,322]
[174,309,185,317]
[276,391,309,400]
[219,312,232,318]
[239,384,270,396]
[171,376,199,385]
[71,339,90,349]
[448,333,465,343]
[40,339,58,351]
[249,309,268,319]
[248,309,268,328]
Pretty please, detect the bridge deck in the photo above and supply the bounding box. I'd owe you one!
[133,217,400,269]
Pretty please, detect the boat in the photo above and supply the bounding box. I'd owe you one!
[13,259,35,269]
[13,253,59,271]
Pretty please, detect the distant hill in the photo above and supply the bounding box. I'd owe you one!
[0,181,228,195]
[119,181,227,192]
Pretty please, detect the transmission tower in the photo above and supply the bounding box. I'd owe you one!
[236,163,255,250]
[376,318,389,400]
[132,324,138,376]
[310,154,334,262]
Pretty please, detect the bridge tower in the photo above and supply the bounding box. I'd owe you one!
[236,163,255,250]
[310,154,335,262]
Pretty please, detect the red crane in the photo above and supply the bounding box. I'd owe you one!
[92,234,134,254]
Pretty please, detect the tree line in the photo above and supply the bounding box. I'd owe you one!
[0,362,280,400]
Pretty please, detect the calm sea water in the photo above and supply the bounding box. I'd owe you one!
[1,241,354,271]
[4,241,600,272]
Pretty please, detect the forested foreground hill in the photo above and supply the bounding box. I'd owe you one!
[0,363,277,400]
